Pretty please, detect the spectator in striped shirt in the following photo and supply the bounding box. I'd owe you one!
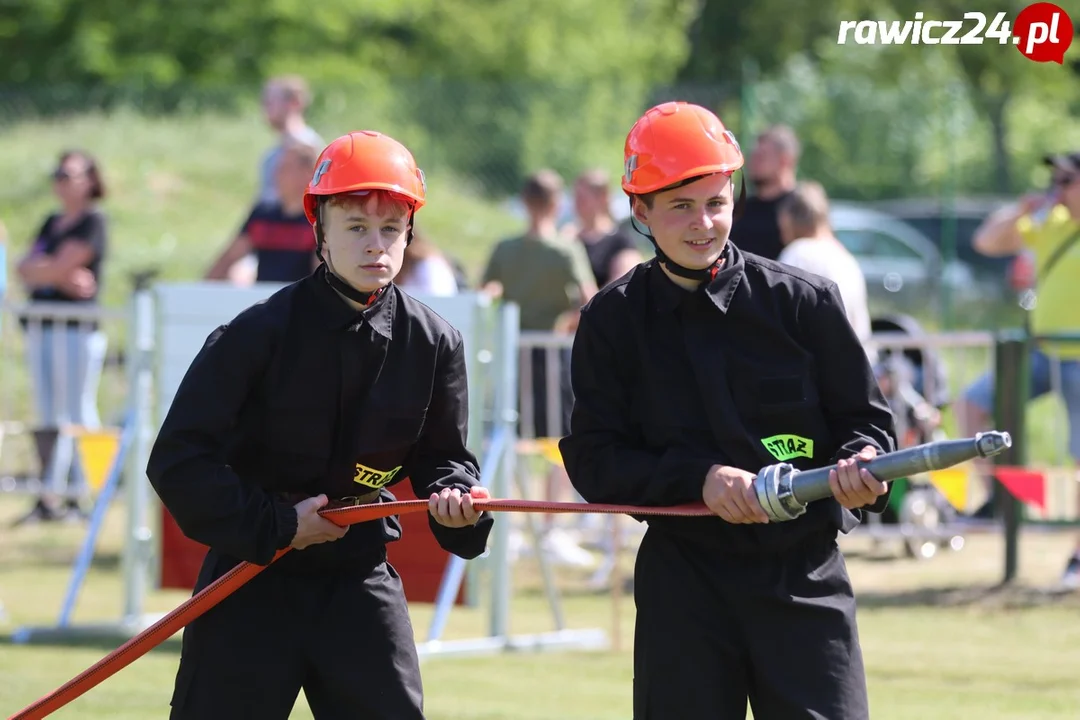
[206,142,321,285]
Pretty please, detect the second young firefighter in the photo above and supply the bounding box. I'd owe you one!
[559,102,898,719]
[146,130,493,720]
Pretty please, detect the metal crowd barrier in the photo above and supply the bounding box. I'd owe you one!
[516,331,574,443]
[3,296,1075,567]
[0,300,128,499]
[514,325,1078,564]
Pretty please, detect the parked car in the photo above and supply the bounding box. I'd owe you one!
[867,196,1018,290]
[828,202,992,319]
[615,198,996,321]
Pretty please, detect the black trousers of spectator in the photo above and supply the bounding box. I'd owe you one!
[632,528,871,720]
[522,346,574,439]
[168,546,423,720]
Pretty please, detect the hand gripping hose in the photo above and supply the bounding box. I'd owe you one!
[8,498,711,720]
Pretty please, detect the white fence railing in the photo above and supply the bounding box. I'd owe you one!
[1,300,128,498]
[2,300,1074,506]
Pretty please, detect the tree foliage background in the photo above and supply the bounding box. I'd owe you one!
[1,0,1077,199]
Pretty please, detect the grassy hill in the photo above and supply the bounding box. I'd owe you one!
[0,108,524,309]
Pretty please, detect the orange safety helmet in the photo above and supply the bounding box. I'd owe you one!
[303,130,427,225]
[622,102,744,196]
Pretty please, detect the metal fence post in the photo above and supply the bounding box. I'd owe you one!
[993,331,1029,584]
[121,284,156,625]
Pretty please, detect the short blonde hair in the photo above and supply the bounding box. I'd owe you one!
[281,140,321,169]
[266,75,312,108]
[778,181,831,238]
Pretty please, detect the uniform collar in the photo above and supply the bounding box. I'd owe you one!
[650,241,744,314]
[308,264,395,339]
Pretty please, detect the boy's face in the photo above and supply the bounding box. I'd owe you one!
[321,195,410,293]
[633,173,734,271]
[275,150,313,207]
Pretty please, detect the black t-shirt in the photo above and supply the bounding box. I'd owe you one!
[27,210,107,303]
[240,203,316,283]
[728,191,794,261]
[580,228,638,288]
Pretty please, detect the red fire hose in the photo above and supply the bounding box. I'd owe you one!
[8,497,711,720]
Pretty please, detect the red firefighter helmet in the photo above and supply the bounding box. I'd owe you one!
[622,102,744,196]
[303,131,427,224]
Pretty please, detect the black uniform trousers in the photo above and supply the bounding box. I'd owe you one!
[632,527,869,720]
[169,545,423,720]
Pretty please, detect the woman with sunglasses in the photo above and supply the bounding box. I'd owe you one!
[13,149,109,525]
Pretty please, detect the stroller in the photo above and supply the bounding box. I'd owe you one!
[867,315,964,559]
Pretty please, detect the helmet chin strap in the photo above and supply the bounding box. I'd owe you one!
[313,203,416,307]
[630,173,746,284]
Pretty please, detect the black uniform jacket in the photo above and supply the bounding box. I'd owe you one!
[146,265,494,568]
[558,242,897,554]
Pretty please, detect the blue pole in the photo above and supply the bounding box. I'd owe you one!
[57,412,135,628]
[425,424,509,643]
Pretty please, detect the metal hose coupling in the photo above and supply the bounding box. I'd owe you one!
[754,431,1012,522]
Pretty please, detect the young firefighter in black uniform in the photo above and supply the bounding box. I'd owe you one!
[146,130,494,720]
[559,102,897,720]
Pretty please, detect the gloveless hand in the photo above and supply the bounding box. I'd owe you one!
[702,464,770,524]
[828,446,888,509]
[290,494,348,550]
[429,486,489,528]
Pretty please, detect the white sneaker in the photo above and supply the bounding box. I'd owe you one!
[542,528,597,568]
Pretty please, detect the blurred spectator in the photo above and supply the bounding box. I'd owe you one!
[0,219,7,333]
[14,150,110,525]
[777,181,875,361]
[572,169,643,288]
[482,169,597,341]
[395,227,460,297]
[729,124,800,260]
[205,141,320,284]
[257,75,324,206]
[482,169,597,567]
[958,150,1080,586]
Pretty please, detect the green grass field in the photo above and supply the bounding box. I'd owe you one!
[1,495,1080,719]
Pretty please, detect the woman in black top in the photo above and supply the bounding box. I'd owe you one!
[13,149,109,524]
